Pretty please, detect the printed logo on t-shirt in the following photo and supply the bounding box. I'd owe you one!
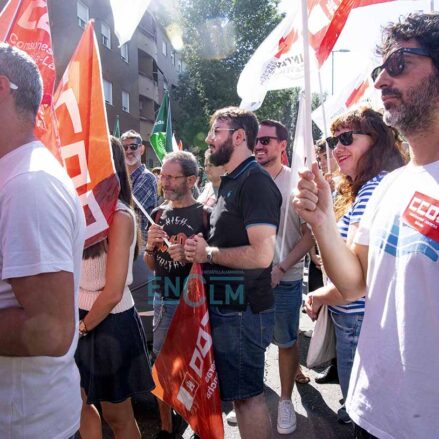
[375,215,439,262]
[403,191,439,243]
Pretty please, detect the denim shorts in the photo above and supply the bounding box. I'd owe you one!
[209,305,274,401]
[272,280,303,348]
[152,294,179,356]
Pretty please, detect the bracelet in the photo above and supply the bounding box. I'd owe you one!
[145,246,154,256]
[79,319,88,337]
[278,265,286,274]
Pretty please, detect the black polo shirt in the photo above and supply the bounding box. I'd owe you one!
[204,156,282,312]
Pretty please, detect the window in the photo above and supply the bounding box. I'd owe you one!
[103,80,112,105]
[120,43,129,62]
[122,90,130,113]
[162,41,167,56]
[77,1,89,29]
[171,50,175,65]
[101,22,111,49]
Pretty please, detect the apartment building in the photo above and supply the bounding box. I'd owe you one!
[0,0,182,168]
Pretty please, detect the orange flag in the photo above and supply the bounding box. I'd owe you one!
[152,263,224,439]
[51,20,119,248]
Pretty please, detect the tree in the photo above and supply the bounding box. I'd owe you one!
[171,0,322,157]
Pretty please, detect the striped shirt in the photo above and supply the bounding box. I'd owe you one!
[329,172,387,315]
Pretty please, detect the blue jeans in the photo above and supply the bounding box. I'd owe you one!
[331,312,364,400]
[209,305,274,401]
[152,294,178,356]
[273,280,303,348]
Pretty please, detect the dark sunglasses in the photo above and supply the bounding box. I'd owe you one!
[123,143,141,151]
[371,47,431,82]
[256,136,278,145]
[326,131,370,149]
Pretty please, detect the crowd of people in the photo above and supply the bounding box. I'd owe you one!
[0,11,438,439]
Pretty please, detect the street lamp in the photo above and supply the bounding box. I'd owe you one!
[331,49,350,95]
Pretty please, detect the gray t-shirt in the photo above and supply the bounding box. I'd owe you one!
[273,166,305,282]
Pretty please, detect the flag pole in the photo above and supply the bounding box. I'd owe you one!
[317,71,331,174]
[300,0,314,170]
[133,196,171,247]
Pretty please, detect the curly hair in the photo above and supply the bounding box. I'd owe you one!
[331,107,408,220]
[378,13,439,74]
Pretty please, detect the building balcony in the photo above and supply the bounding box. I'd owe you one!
[137,31,157,60]
[139,73,159,104]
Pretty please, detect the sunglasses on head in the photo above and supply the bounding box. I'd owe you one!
[256,136,278,146]
[371,47,431,82]
[123,143,141,151]
[326,130,370,149]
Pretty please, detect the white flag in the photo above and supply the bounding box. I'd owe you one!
[237,3,316,111]
[109,0,151,46]
[312,68,376,133]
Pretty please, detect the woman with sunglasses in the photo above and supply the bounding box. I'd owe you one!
[305,107,406,423]
[75,137,154,438]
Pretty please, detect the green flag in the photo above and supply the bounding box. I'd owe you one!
[150,91,174,163]
[113,114,120,138]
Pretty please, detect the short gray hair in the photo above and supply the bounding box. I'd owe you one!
[0,43,42,120]
[121,129,142,143]
[163,151,199,177]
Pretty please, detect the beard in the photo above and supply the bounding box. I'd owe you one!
[210,136,234,166]
[383,72,439,134]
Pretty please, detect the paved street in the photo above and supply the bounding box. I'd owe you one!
[125,310,352,439]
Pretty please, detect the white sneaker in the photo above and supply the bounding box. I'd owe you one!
[277,400,297,434]
[226,409,237,426]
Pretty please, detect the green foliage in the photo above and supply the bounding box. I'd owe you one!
[173,0,323,158]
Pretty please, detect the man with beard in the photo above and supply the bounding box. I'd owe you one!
[144,151,210,439]
[184,107,282,438]
[255,120,313,434]
[294,13,439,438]
[121,130,157,244]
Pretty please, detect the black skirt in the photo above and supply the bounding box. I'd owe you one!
[75,306,154,404]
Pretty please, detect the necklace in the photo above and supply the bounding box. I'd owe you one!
[273,166,284,181]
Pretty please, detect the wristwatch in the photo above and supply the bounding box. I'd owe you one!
[206,247,215,264]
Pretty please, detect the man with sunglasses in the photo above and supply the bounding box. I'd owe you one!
[255,120,313,434]
[0,44,85,438]
[144,151,210,439]
[121,130,157,245]
[294,13,439,439]
[185,107,282,438]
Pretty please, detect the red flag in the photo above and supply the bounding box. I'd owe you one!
[0,0,61,160]
[281,150,289,166]
[0,0,55,102]
[152,264,224,439]
[51,21,119,248]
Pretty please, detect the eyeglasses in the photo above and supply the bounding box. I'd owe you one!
[159,174,187,182]
[208,127,236,139]
[326,131,370,149]
[123,143,141,151]
[256,136,279,146]
[371,47,431,82]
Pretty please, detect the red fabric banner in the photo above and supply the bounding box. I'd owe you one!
[0,0,61,160]
[51,21,119,248]
[152,263,224,439]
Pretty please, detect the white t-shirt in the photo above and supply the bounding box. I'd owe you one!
[0,142,85,439]
[273,166,305,282]
[347,160,439,439]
